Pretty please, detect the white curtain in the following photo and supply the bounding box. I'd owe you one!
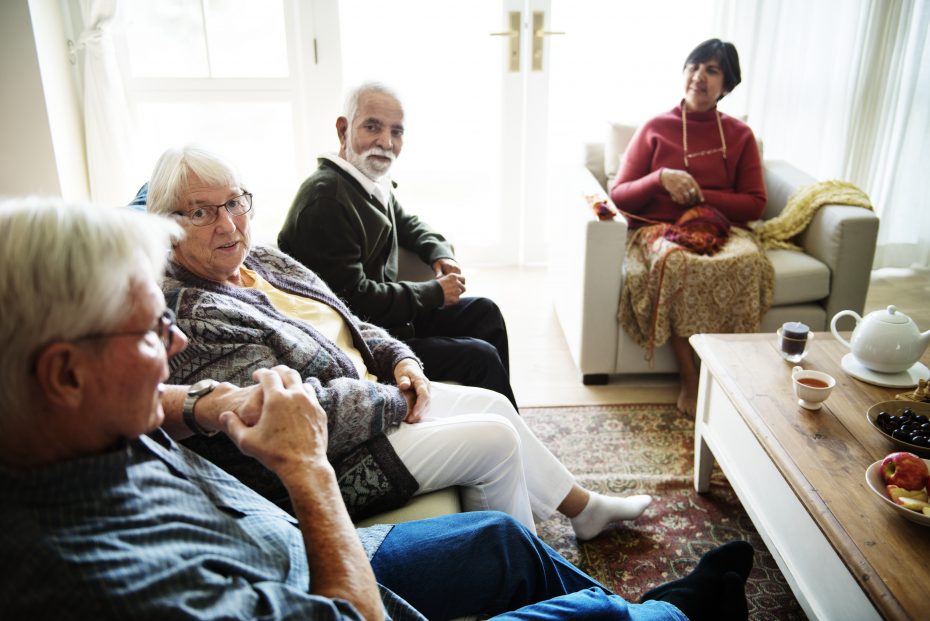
[74,0,136,207]
[716,0,930,268]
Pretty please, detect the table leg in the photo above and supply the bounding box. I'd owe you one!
[694,363,713,493]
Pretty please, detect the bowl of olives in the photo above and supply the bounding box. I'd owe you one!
[867,400,930,456]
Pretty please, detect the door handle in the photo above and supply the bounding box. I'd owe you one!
[531,11,565,71]
[490,11,522,72]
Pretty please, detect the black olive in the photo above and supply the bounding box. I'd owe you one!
[914,414,929,425]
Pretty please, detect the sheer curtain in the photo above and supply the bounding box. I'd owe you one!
[73,0,136,207]
[717,0,930,268]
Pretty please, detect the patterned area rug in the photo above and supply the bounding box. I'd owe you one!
[523,404,806,620]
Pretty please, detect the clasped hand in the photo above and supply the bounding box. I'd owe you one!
[394,357,430,423]
[433,258,465,306]
[219,366,330,479]
[660,168,704,206]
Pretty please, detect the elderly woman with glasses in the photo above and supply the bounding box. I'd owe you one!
[145,144,651,537]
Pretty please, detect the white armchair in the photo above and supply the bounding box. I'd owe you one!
[550,126,880,384]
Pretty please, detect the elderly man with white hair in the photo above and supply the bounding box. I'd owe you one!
[278,82,517,408]
[0,197,754,621]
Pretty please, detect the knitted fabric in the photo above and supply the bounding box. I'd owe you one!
[754,180,872,251]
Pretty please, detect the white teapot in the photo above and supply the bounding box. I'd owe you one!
[831,305,930,373]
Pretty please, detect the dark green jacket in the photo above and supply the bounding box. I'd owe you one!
[278,158,454,337]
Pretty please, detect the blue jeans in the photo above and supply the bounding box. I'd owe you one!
[370,512,686,621]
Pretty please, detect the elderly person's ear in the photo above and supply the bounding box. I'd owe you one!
[336,116,349,147]
[33,343,86,409]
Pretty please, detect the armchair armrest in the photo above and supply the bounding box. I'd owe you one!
[550,166,629,378]
[397,247,436,282]
[799,205,878,326]
[764,160,879,327]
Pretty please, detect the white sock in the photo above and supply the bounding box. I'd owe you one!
[570,492,652,541]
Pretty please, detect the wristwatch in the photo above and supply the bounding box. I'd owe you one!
[183,379,220,437]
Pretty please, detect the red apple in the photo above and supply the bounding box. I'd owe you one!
[880,452,929,491]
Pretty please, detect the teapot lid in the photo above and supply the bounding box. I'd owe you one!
[874,305,910,324]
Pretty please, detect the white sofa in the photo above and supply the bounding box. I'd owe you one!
[550,127,880,384]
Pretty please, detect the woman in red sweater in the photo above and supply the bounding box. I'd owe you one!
[610,39,773,416]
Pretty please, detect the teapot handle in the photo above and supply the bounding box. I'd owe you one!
[830,310,861,349]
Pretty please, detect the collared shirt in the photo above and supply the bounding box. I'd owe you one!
[0,429,424,620]
[320,152,393,207]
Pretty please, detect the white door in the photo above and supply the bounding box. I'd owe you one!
[337,0,559,266]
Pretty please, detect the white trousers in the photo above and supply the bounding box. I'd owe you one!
[385,383,575,532]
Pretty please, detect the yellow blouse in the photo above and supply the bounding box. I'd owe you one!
[240,267,378,381]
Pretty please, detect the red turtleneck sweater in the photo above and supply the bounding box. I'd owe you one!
[609,104,766,228]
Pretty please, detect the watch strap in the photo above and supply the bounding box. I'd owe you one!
[182,379,219,437]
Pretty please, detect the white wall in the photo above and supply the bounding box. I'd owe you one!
[0,0,87,200]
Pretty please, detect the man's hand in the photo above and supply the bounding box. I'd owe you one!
[220,366,329,479]
[437,273,466,306]
[432,257,462,277]
[393,358,430,423]
[195,382,264,431]
[220,367,384,621]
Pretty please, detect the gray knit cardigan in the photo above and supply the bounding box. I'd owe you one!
[163,245,420,519]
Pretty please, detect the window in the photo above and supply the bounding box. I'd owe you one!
[116,0,326,243]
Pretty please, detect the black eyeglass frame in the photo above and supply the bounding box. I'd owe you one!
[177,192,253,227]
[71,309,177,351]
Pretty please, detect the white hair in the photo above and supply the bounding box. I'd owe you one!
[146,145,244,218]
[0,197,180,419]
[343,81,403,124]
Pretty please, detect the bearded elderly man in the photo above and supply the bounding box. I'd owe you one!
[0,198,755,620]
[278,82,517,407]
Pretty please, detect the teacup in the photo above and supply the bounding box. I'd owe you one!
[791,366,836,410]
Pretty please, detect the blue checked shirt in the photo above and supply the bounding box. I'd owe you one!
[0,429,425,620]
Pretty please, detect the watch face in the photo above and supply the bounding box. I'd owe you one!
[190,379,218,395]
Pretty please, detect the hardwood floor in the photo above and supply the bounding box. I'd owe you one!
[469,265,930,408]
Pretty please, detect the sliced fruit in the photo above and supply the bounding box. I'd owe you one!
[897,496,930,512]
[886,485,929,504]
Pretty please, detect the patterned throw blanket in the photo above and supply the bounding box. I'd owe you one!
[753,180,873,251]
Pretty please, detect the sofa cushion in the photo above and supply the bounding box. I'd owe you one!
[603,122,637,186]
[353,487,461,527]
[766,248,830,306]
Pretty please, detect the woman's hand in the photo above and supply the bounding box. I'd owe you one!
[393,358,430,423]
[660,168,704,206]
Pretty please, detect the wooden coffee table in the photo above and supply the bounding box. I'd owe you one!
[690,332,930,621]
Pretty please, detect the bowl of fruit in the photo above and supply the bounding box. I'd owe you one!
[865,451,930,526]
[866,400,930,456]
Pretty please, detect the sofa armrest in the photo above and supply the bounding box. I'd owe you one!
[397,247,438,282]
[550,166,629,377]
[799,205,878,327]
[764,160,879,328]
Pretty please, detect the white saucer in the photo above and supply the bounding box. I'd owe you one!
[840,353,930,388]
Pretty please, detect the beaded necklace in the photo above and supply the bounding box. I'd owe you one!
[681,102,727,168]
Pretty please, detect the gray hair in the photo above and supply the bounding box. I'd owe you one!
[146,145,244,218]
[0,197,179,418]
[343,81,403,124]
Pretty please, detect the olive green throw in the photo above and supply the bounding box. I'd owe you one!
[754,180,873,251]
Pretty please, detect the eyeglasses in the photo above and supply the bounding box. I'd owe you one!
[177,192,253,227]
[73,309,177,351]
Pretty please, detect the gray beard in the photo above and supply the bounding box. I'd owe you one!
[345,138,394,181]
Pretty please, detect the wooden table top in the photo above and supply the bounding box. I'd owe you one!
[690,332,930,621]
